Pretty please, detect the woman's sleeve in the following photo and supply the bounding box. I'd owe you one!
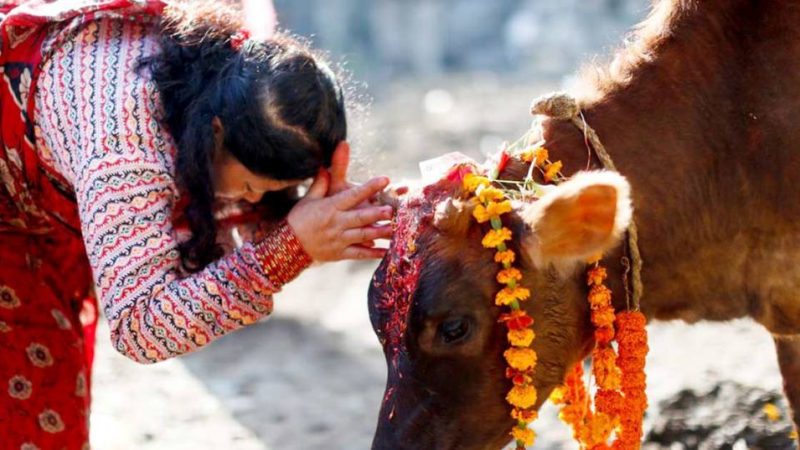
[34,18,311,363]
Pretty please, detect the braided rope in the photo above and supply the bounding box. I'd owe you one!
[530,92,644,311]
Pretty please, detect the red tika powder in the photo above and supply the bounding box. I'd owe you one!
[371,163,475,414]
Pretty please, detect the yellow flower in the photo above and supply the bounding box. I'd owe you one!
[511,408,539,423]
[482,227,512,248]
[507,384,538,409]
[495,289,514,306]
[504,347,537,371]
[495,250,516,265]
[549,386,567,404]
[533,147,549,166]
[472,204,491,223]
[508,328,535,347]
[514,287,531,302]
[763,403,781,421]
[511,426,536,447]
[521,147,549,167]
[495,287,531,306]
[497,267,522,284]
[544,160,563,182]
[790,430,798,440]
[520,148,534,163]
[478,186,506,203]
[487,200,512,217]
[473,200,513,224]
[463,173,490,192]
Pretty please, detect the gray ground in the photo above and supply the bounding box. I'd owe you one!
[90,79,794,449]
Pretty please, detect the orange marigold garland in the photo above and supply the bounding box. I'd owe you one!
[588,264,623,432]
[521,142,648,449]
[459,136,648,449]
[550,362,590,440]
[549,262,649,450]
[463,172,537,449]
[614,311,649,448]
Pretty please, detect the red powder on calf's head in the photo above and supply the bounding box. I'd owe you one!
[371,171,472,411]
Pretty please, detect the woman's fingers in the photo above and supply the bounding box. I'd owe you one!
[305,169,331,200]
[342,205,393,229]
[341,225,393,246]
[334,176,390,210]
[341,245,387,260]
[287,172,394,263]
[328,141,350,195]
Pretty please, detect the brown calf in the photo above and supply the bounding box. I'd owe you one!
[369,0,800,448]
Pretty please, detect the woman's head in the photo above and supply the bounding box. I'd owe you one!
[141,1,347,270]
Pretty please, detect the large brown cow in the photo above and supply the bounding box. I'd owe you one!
[368,0,800,448]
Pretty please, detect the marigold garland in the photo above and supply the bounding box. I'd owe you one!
[460,139,648,449]
[463,171,538,449]
[549,262,649,450]
[551,363,592,439]
[496,286,531,306]
[614,311,649,448]
[499,310,533,330]
[474,200,513,223]
[508,328,535,347]
[521,146,549,166]
[544,161,563,182]
[505,347,538,371]
[495,250,516,265]
[482,227,513,248]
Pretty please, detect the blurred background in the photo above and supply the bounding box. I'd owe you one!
[89,1,795,449]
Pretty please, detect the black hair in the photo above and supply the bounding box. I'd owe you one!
[139,2,346,271]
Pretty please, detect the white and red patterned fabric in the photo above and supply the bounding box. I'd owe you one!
[0,1,305,447]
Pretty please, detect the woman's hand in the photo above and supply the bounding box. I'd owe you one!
[328,141,355,197]
[287,169,394,261]
[327,141,381,204]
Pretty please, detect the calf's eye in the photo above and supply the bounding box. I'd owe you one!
[439,318,471,344]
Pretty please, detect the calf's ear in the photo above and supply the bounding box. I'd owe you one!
[521,171,632,269]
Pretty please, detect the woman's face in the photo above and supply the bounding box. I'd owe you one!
[212,149,306,203]
[211,118,307,204]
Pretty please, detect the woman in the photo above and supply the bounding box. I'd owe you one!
[0,0,392,448]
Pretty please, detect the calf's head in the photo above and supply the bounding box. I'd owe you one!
[369,170,632,450]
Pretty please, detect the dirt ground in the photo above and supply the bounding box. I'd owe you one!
[89,77,794,449]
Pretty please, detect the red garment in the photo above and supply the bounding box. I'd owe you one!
[0,1,165,448]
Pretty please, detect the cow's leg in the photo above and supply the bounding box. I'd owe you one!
[775,335,800,440]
